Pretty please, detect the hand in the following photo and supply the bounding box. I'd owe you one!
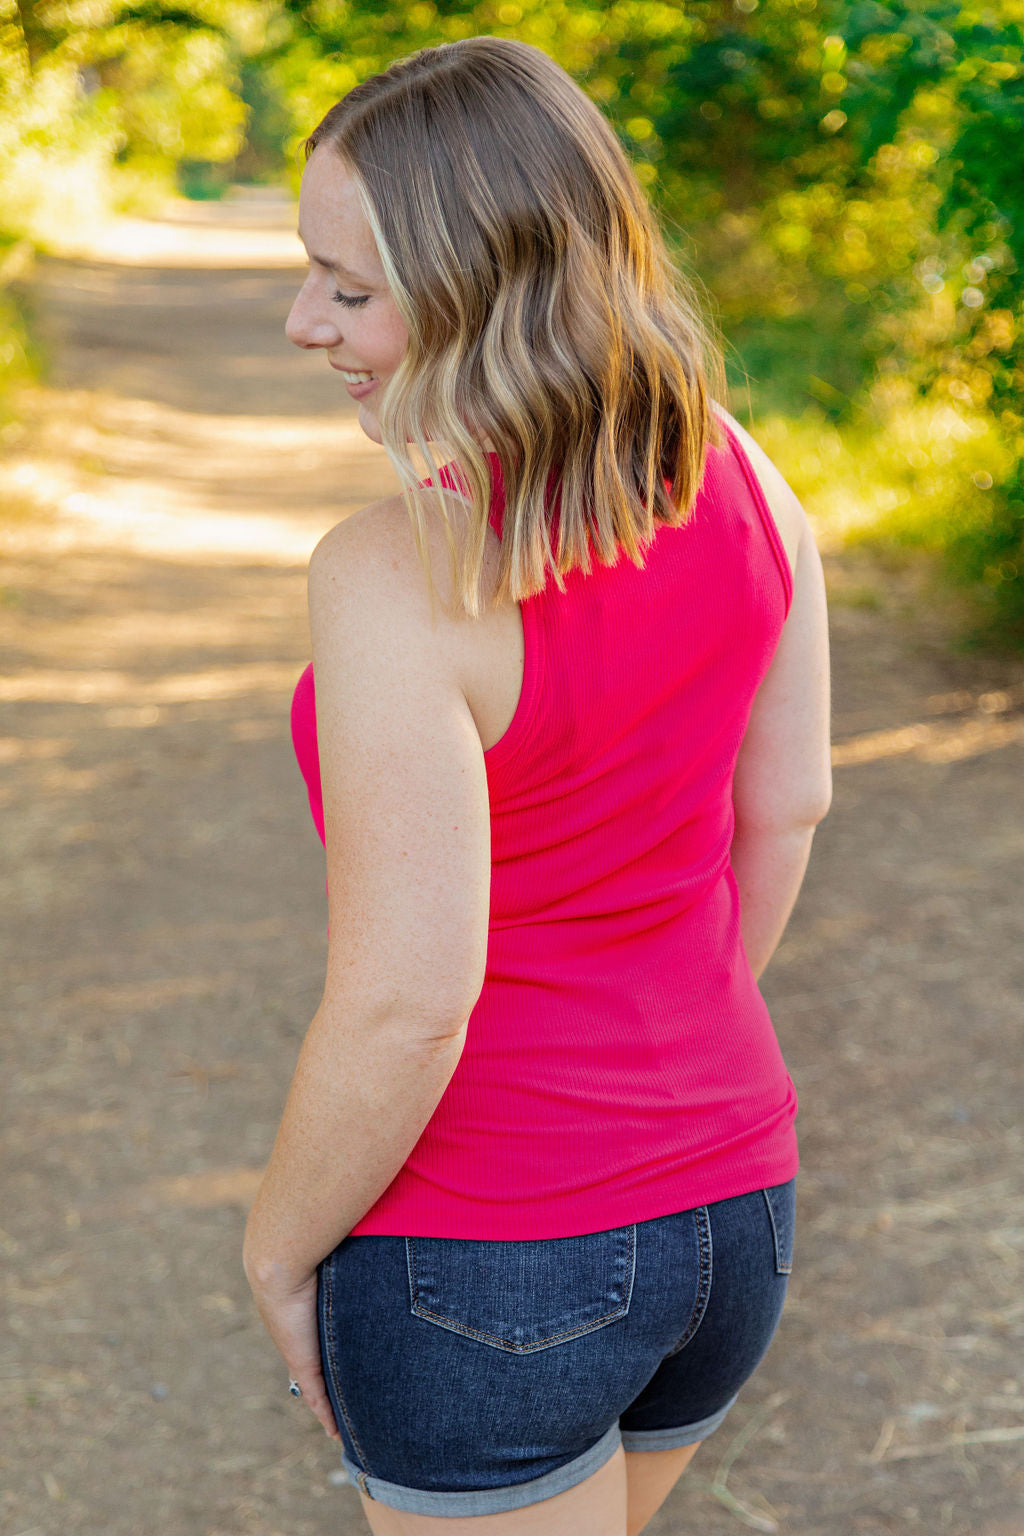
[244,1263,341,1442]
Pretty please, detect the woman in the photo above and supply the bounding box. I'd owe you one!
[243,35,831,1536]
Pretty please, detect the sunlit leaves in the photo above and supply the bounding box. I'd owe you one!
[2,0,1024,634]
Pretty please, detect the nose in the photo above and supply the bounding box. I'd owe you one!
[285,277,341,350]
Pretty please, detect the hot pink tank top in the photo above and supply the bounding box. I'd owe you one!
[290,422,798,1238]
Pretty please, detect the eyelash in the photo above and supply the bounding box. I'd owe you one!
[332,290,369,308]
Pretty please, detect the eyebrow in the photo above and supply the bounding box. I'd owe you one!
[296,229,376,287]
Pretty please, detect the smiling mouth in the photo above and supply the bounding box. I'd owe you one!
[332,365,377,383]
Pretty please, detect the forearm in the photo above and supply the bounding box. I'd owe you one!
[730,819,818,980]
[243,1004,466,1286]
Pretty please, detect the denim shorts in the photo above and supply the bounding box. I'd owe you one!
[316,1177,795,1518]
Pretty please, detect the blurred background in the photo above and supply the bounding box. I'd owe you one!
[2,5,1022,1536]
[3,0,1024,640]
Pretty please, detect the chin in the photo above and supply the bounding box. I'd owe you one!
[357,405,384,446]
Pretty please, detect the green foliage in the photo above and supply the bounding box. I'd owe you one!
[0,290,38,421]
[942,462,1024,646]
[0,236,42,420]
[0,0,250,250]
[2,0,1023,642]
[0,0,254,399]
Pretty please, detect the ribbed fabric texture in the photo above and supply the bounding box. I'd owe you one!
[291,422,798,1239]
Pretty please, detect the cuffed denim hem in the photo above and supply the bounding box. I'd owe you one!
[338,1420,622,1517]
[619,1393,738,1452]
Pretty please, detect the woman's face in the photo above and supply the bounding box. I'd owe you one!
[286,146,409,445]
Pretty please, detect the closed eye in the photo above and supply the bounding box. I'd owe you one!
[333,291,370,308]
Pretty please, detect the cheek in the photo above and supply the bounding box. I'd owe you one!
[378,312,410,373]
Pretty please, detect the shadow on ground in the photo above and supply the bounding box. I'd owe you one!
[2,190,1022,1536]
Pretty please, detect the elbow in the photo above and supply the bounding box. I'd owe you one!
[734,775,832,840]
[313,980,477,1049]
[819,778,834,825]
[803,770,833,829]
[789,783,833,833]
[813,759,834,825]
[786,755,834,831]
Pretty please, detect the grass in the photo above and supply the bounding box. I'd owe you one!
[730,390,1024,649]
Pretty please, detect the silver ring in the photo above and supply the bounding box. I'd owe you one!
[288,1379,302,1398]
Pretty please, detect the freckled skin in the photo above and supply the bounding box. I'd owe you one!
[285,147,410,446]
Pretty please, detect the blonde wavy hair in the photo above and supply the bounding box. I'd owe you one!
[304,35,724,620]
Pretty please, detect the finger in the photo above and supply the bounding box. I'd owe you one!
[292,1364,341,1441]
[306,1383,341,1441]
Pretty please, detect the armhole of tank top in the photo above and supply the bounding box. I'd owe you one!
[291,661,316,757]
[482,594,542,775]
[421,457,541,775]
[718,420,795,618]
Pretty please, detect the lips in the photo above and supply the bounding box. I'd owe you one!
[339,373,379,401]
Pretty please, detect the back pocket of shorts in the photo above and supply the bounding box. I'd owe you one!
[406,1225,637,1354]
[762,1180,796,1275]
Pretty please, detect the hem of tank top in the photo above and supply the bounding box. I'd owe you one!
[345,1149,800,1241]
[717,420,795,617]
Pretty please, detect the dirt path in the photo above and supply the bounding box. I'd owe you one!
[2,191,1022,1536]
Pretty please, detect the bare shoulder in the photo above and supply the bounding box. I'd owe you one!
[309,497,401,590]
[310,490,438,584]
[713,405,809,580]
[303,489,493,1027]
[308,486,480,632]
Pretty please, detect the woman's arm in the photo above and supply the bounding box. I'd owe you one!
[721,413,833,978]
[243,492,492,1430]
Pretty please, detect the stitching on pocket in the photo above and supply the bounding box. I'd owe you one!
[665,1204,713,1357]
[405,1227,636,1355]
[320,1251,376,1475]
[762,1185,794,1275]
